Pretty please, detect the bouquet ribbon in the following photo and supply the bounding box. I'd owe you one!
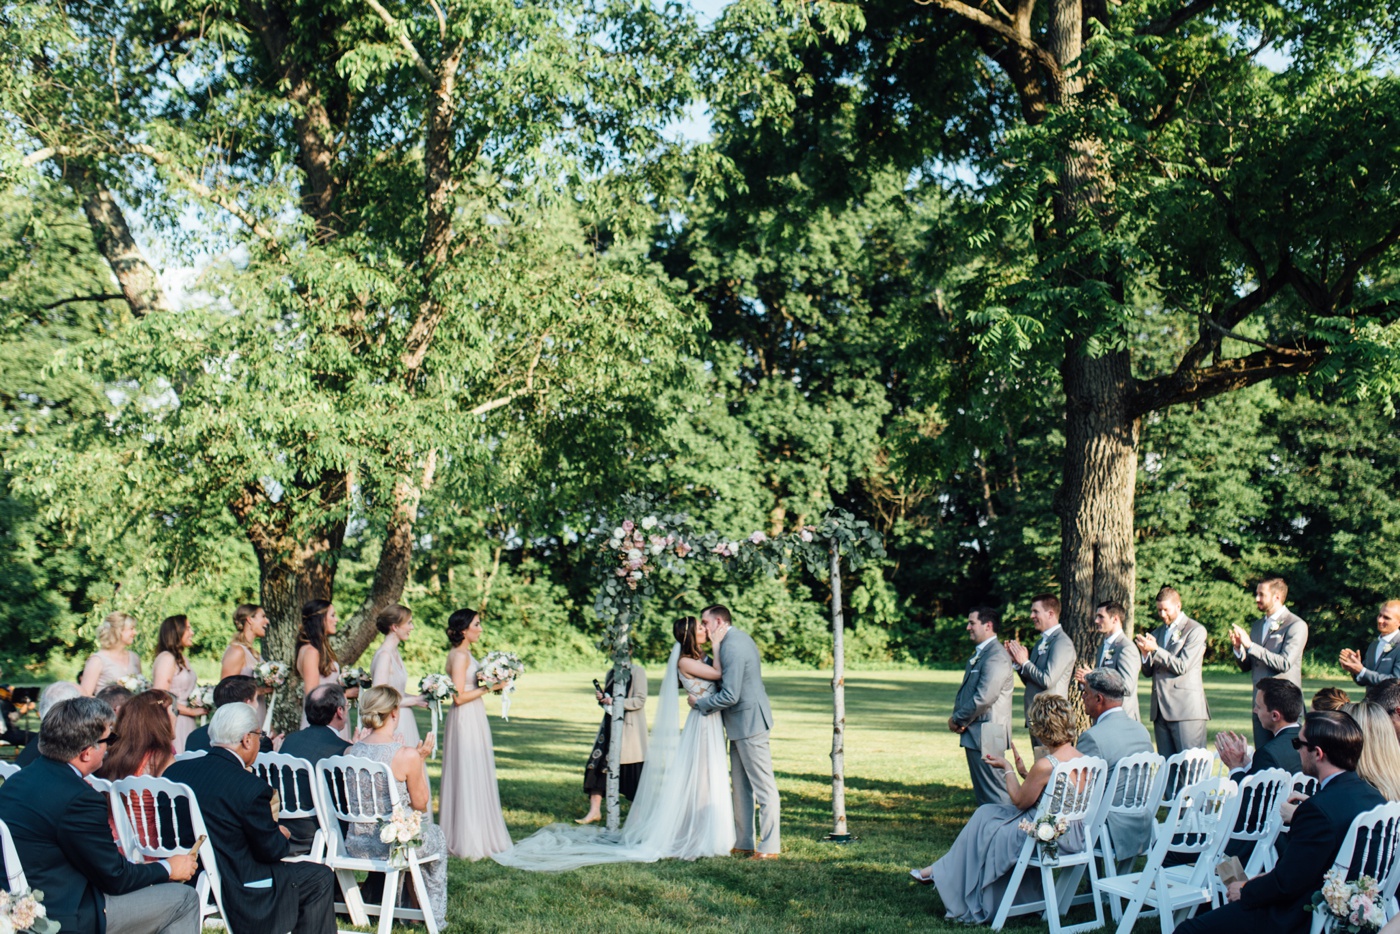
[429,700,441,760]
[263,690,277,734]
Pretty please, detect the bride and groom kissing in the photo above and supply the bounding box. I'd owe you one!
[494,604,781,870]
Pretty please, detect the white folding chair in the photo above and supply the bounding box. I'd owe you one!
[171,750,206,763]
[316,755,440,934]
[1209,768,1290,900]
[253,752,325,862]
[0,817,27,890]
[1094,777,1241,933]
[110,776,225,930]
[990,755,1109,934]
[1158,749,1214,812]
[0,761,19,781]
[1309,801,1400,933]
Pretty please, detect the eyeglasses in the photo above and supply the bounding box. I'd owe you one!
[87,732,120,750]
[1291,737,1316,751]
[244,730,265,741]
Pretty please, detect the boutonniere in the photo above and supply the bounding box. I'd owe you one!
[1384,643,1395,655]
[1266,619,1281,635]
[1036,641,1048,655]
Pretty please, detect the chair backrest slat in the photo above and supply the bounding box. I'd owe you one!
[1160,749,1214,806]
[1232,768,1291,841]
[253,752,319,820]
[0,817,26,890]
[1330,802,1400,903]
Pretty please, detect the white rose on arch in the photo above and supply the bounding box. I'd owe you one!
[641,516,658,529]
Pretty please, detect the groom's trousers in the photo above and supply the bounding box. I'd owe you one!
[731,730,781,855]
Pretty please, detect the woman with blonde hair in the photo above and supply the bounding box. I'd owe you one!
[1343,701,1400,800]
[79,612,142,696]
[910,693,1088,923]
[369,604,427,746]
[343,685,447,929]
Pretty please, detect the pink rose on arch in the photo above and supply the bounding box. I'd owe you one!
[622,520,634,532]
[749,531,767,545]
[675,542,692,557]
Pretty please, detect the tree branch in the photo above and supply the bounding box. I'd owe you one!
[1131,341,1324,416]
[364,0,436,82]
[1174,263,1291,375]
[1138,0,1221,37]
[42,293,126,310]
[915,0,1062,81]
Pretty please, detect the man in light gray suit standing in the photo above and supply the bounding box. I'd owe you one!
[692,605,780,859]
[1006,594,1075,750]
[949,606,1015,806]
[1338,600,1400,687]
[1136,586,1210,755]
[1075,601,1142,721]
[1232,576,1308,749]
[1076,668,1154,867]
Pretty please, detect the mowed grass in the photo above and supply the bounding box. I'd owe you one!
[398,669,1323,933]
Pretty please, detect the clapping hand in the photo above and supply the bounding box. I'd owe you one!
[1215,730,1249,770]
[1074,664,1091,686]
[1135,632,1158,654]
[1004,640,1029,666]
[1230,624,1251,650]
[1339,648,1364,675]
[270,731,285,752]
[416,734,435,760]
[983,754,1010,772]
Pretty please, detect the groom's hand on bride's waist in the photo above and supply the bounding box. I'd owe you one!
[687,695,697,708]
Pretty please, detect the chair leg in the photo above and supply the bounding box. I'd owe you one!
[991,853,1032,931]
[376,869,400,934]
[335,868,370,927]
[407,859,439,934]
[1043,864,1062,934]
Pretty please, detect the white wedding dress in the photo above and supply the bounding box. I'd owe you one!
[492,644,736,871]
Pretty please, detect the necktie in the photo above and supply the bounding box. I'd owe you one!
[1099,640,1110,666]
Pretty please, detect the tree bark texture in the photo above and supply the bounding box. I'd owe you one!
[63,164,171,318]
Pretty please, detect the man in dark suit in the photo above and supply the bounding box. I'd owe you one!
[0,697,200,934]
[1177,710,1386,934]
[1216,678,1304,779]
[14,680,82,768]
[277,684,351,854]
[185,675,275,753]
[949,606,1016,806]
[1339,600,1400,687]
[164,703,336,934]
[1232,576,1309,748]
[1366,679,1400,743]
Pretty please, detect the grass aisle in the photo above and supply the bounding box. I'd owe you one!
[428,669,1297,933]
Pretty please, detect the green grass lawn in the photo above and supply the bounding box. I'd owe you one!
[406,669,1324,933]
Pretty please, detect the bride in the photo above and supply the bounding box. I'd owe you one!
[493,615,736,870]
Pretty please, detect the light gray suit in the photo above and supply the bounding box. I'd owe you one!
[1018,626,1075,742]
[1239,608,1308,747]
[1075,709,1155,864]
[695,627,779,854]
[1095,634,1142,722]
[1142,615,1210,755]
[951,639,1015,806]
[1353,635,1400,686]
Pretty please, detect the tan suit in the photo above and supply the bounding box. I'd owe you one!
[618,662,648,764]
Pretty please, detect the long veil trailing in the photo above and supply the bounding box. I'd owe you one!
[492,642,732,871]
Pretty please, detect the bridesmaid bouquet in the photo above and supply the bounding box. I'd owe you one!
[478,651,525,721]
[189,684,216,724]
[116,674,150,693]
[254,660,289,732]
[376,804,424,869]
[340,666,370,732]
[419,674,456,759]
[0,886,58,934]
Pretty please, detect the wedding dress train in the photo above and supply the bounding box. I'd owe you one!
[492,644,735,871]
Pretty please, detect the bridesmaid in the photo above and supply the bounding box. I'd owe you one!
[221,604,270,724]
[151,614,200,752]
[440,607,512,860]
[79,612,142,696]
[369,604,427,746]
[296,600,357,735]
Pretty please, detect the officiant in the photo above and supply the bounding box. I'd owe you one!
[577,660,648,824]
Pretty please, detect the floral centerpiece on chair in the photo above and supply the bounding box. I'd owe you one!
[0,886,58,934]
[1018,813,1070,862]
[1308,869,1385,933]
[377,804,424,869]
[477,652,525,721]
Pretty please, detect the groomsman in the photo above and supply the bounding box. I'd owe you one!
[1005,594,1074,750]
[1338,600,1400,686]
[949,607,1015,806]
[1136,586,1209,755]
[1075,601,1141,721]
[1232,576,1308,749]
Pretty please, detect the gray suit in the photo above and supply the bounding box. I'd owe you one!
[1076,709,1155,864]
[1018,626,1075,741]
[1353,635,1400,686]
[951,639,1015,806]
[695,627,779,854]
[1142,615,1210,755]
[1239,609,1307,747]
[1095,634,1142,722]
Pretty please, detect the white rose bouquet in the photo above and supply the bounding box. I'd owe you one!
[418,674,457,759]
[254,660,289,731]
[0,886,59,934]
[188,684,216,725]
[115,674,150,694]
[1308,869,1385,933]
[478,651,525,721]
[1018,813,1071,860]
[376,805,424,869]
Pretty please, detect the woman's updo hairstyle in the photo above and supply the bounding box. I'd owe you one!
[1028,693,1076,748]
[376,604,412,636]
[359,685,404,730]
[674,616,702,659]
[446,608,479,647]
[96,612,136,650]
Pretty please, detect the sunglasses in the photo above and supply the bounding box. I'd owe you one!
[90,732,120,748]
[1291,737,1316,751]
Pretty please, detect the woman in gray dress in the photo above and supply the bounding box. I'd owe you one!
[344,685,448,930]
[910,693,1087,924]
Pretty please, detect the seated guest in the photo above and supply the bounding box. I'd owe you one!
[0,697,199,934]
[164,704,335,934]
[910,694,1086,923]
[97,691,178,855]
[277,683,351,854]
[15,681,82,767]
[1342,701,1400,800]
[96,683,134,715]
[1312,686,1349,711]
[1216,678,1303,778]
[1365,678,1400,743]
[1075,668,1154,867]
[1177,710,1386,934]
[185,675,275,753]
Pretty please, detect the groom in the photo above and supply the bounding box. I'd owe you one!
[689,604,781,859]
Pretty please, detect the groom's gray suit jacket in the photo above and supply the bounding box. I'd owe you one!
[695,628,773,738]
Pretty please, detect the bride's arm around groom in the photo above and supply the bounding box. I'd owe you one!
[691,605,782,858]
